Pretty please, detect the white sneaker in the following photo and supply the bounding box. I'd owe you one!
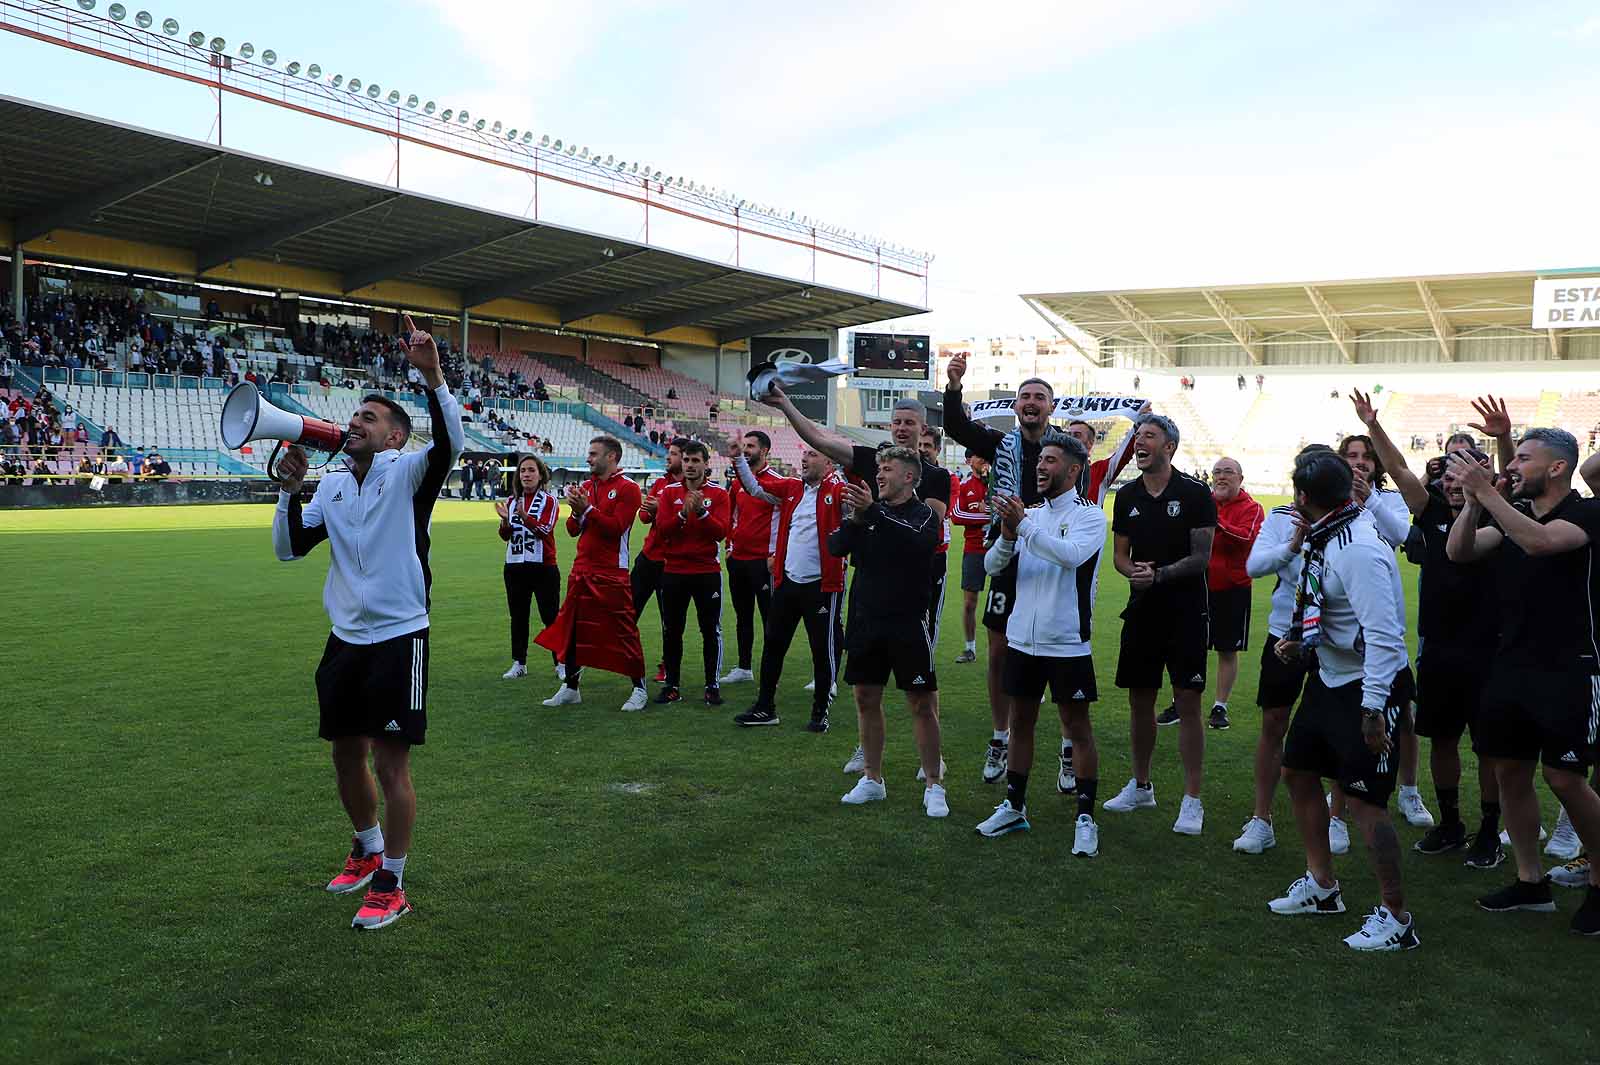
[1103,778,1156,813]
[915,758,948,782]
[923,784,950,819]
[1072,814,1099,857]
[1546,808,1582,861]
[719,667,755,685]
[1268,872,1345,915]
[1328,816,1350,855]
[1499,825,1548,845]
[842,746,866,774]
[620,686,648,712]
[975,800,1029,837]
[1233,817,1277,854]
[1172,795,1204,836]
[555,662,566,681]
[1549,855,1591,888]
[841,776,886,805]
[981,741,1008,784]
[1397,787,1435,828]
[1057,750,1076,795]
[542,686,581,707]
[1343,906,1420,952]
[502,661,527,679]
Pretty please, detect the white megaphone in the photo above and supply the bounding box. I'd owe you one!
[220,381,347,482]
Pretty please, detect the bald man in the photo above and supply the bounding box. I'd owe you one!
[1205,457,1263,731]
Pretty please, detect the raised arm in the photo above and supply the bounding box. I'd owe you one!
[1445,494,1502,563]
[940,352,1002,458]
[1350,389,1427,514]
[757,384,853,466]
[272,449,329,560]
[1466,395,1516,479]
[1448,452,1589,557]
[731,451,788,506]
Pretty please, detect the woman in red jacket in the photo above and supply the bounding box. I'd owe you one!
[496,454,561,679]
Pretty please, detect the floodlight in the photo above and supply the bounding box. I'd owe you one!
[388,90,401,105]
[579,148,589,160]
[522,132,533,144]
[506,129,518,140]
[347,78,362,93]
[330,74,343,87]
[630,163,639,174]
[135,10,151,27]
[366,83,382,99]
[491,120,502,133]
[161,17,178,34]
[423,101,435,114]
[678,177,686,188]
[552,139,563,151]
[475,119,486,130]
[458,110,469,123]
[285,61,300,75]
[566,144,577,157]
[209,37,225,53]
[440,108,452,121]
[187,31,204,47]
[109,4,126,20]
[238,42,253,59]
[262,49,276,65]
[604,154,614,166]
[77,0,94,10]
[540,135,550,147]
[306,63,321,78]
[406,94,419,108]
[652,170,662,181]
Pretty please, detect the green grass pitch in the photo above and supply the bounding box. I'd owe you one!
[2,499,1594,1064]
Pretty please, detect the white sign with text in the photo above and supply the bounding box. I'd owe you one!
[1532,278,1600,329]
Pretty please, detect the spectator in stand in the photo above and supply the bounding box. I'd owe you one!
[0,353,13,388]
[76,455,94,482]
[144,453,172,480]
[74,424,88,445]
[30,457,52,485]
[104,452,129,483]
[1256,373,1265,391]
[541,439,554,455]
[666,387,678,401]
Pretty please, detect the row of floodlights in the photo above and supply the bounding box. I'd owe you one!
[66,1,925,256]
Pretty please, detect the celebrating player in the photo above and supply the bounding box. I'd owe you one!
[1445,430,1600,933]
[649,440,732,705]
[535,436,648,711]
[950,449,992,665]
[975,434,1106,857]
[828,446,947,816]
[496,454,561,680]
[633,438,686,682]
[1268,450,1418,952]
[728,443,847,730]
[1105,413,1215,836]
[721,430,782,686]
[271,313,462,931]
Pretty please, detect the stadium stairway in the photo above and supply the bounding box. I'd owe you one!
[517,353,656,411]
[1536,390,1562,427]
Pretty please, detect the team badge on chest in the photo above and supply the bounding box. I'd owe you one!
[1167,500,1182,517]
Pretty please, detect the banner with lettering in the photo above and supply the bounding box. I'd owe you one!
[969,394,1146,423]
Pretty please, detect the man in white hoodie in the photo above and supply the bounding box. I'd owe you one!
[1266,450,1418,952]
[974,433,1107,858]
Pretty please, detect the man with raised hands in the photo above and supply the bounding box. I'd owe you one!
[272,313,462,931]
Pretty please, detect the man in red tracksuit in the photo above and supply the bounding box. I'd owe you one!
[729,444,848,732]
[633,438,685,682]
[1204,456,1264,732]
[950,450,991,664]
[722,429,785,685]
[649,440,733,706]
[536,435,647,711]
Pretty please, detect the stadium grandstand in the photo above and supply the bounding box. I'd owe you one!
[0,95,923,490]
[1020,271,1600,489]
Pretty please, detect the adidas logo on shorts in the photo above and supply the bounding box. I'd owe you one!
[1562,750,1579,763]
[1190,674,1203,684]
[1071,689,1086,700]
[385,720,401,732]
[1347,779,1368,793]
[912,675,926,685]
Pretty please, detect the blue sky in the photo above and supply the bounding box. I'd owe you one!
[5,0,1599,339]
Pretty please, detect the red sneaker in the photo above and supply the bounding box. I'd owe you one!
[351,872,412,930]
[652,663,668,683]
[325,840,382,894]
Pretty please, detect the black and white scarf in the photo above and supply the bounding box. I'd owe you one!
[1290,501,1363,652]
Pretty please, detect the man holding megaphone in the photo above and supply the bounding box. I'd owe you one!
[271,314,463,932]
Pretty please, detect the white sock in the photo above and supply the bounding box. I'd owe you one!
[993,729,1009,743]
[1214,700,1228,710]
[356,824,384,857]
[1061,739,1073,753]
[381,853,406,887]
[1400,784,1419,796]
[964,640,976,652]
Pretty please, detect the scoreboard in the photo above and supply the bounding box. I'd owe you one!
[849,332,932,385]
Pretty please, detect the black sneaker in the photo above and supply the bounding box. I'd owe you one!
[1464,830,1506,870]
[1478,878,1556,913]
[703,685,724,706]
[1414,821,1468,855]
[1156,704,1180,726]
[1208,704,1230,730]
[1572,887,1600,936]
[653,685,681,705]
[805,708,830,733]
[733,704,779,727]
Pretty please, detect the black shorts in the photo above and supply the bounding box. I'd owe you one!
[1474,664,1598,773]
[1208,586,1252,652]
[1282,671,1401,807]
[1003,649,1098,705]
[844,620,937,692]
[1115,599,1209,692]
[315,628,429,746]
[960,552,987,594]
[982,560,1017,632]
[1257,633,1312,709]
[1414,647,1489,742]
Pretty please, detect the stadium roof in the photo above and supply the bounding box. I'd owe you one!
[0,95,924,349]
[1024,269,1599,367]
